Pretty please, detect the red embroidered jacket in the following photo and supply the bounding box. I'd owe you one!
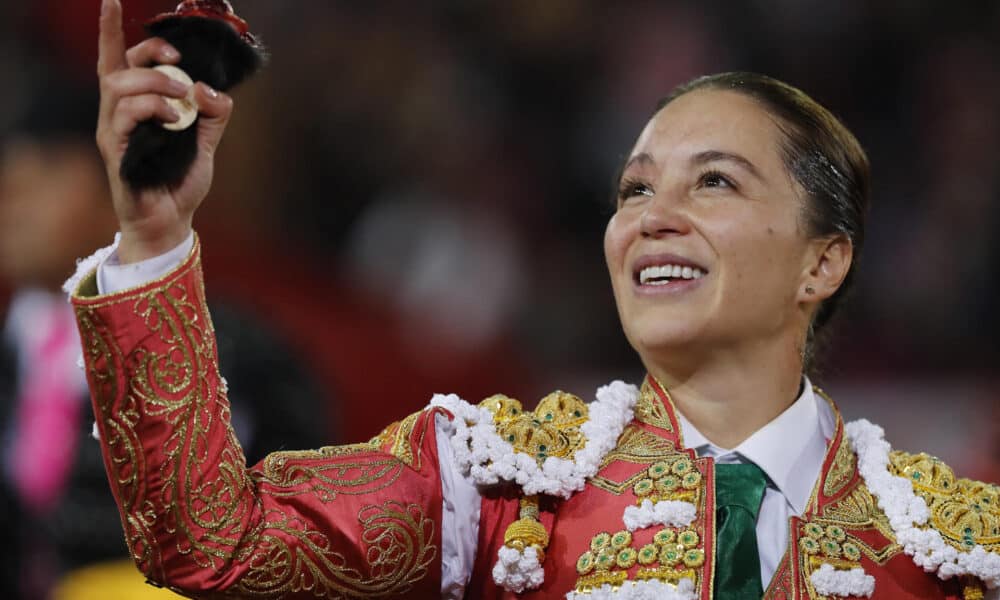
[71,240,996,599]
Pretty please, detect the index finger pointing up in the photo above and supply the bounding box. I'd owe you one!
[97,0,127,76]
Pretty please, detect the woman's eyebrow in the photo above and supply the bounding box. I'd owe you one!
[621,152,655,173]
[690,150,765,181]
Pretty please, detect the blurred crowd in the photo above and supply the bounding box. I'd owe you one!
[0,1,998,596]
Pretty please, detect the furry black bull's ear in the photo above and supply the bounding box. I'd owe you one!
[119,1,267,191]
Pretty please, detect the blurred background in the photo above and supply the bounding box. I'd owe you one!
[0,1,997,596]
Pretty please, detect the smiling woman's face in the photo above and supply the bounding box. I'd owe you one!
[605,88,820,366]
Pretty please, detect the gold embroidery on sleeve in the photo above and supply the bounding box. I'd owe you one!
[76,307,165,576]
[80,257,441,597]
[234,501,436,598]
[256,455,406,502]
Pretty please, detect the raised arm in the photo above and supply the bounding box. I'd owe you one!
[73,243,443,596]
[73,2,451,597]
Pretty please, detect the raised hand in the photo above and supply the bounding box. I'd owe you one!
[95,0,233,263]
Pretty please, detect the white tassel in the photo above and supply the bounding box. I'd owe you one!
[809,563,875,598]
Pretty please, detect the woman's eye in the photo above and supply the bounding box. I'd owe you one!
[698,170,735,189]
[618,179,654,203]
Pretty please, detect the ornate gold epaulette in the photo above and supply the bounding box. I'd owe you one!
[478,391,591,568]
[888,451,1000,554]
[479,391,590,465]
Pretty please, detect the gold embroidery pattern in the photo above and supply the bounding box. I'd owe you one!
[235,501,436,598]
[77,256,439,597]
[256,455,406,502]
[591,426,679,495]
[76,304,165,577]
[635,380,675,432]
[480,391,588,465]
[817,485,899,563]
[250,410,433,502]
[763,551,794,599]
[822,435,856,499]
[369,410,425,468]
[890,451,1000,553]
[128,275,254,572]
[598,424,677,469]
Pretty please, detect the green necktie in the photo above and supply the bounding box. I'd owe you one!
[714,462,768,600]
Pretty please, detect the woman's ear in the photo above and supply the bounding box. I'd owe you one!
[799,234,853,305]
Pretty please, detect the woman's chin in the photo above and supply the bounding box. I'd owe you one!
[627,319,707,359]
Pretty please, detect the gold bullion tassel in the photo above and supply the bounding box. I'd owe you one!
[962,576,985,600]
[503,495,550,562]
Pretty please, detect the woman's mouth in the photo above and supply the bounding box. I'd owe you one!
[631,254,709,294]
[638,264,706,285]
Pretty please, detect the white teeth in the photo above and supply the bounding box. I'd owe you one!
[638,264,706,285]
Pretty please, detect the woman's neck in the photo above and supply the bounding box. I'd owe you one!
[644,337,804,450]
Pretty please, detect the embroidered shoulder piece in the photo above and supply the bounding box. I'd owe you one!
[431,381,638,594]
[480,391,590,465]
[847,419,1000,591]
[888,451,1000,556]
[430,381,637,499]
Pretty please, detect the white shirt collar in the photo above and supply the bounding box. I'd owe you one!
[676,378,832,515]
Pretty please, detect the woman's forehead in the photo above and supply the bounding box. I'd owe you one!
[628,89,786,173]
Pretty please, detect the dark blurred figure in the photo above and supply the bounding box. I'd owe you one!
[0,72,336,599]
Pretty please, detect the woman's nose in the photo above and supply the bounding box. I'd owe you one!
[639,190,691,238]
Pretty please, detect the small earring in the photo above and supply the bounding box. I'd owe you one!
[805,285,816,295]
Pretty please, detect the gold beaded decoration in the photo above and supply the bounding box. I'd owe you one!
[574,523,707,593]
[574,450,710,594]
[480,391,589,466]
[799,518,869,596]
[631,454,703,507]
[616,547,638,569]
[502,495,550,561]
[610,530,633,550]
[889,451,1000,555]
[591,532,611,552]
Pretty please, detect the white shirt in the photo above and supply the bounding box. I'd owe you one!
[676,381,835,587]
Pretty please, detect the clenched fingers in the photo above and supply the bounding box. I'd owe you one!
[126,37,181,68]
[101,68,191,106]
[192,84,232,121]
[107,94,182,139]
[99,68,192,133]
[189,84,234,153]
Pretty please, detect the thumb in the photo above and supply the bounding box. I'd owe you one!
[193,83,234,153]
